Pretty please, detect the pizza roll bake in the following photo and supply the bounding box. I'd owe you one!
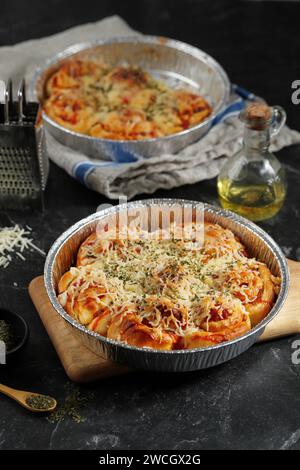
[44,59,212,140]
[57,222,280,350]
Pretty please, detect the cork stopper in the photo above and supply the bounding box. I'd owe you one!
[242,102,272,130]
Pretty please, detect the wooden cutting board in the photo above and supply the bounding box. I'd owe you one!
[28,259,300,383]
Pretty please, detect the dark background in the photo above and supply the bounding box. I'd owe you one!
[0,0,300,450]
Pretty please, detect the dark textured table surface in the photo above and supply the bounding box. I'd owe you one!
[0,0,300,450]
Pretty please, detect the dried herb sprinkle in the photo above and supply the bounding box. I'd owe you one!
[26,394,56,410]
[47,383,94,424]
[0,320,14,350]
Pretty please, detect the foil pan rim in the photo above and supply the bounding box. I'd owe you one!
[44,199,290,357]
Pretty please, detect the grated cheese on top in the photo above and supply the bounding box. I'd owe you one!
[58,223,279,343]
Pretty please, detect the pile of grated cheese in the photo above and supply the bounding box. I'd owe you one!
[0,224,46,268]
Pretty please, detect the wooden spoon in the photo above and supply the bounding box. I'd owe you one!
[0,383,57,413]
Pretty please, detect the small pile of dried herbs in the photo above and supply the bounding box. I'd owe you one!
[0,319,14,350]
[47,383,94,424]
[26,394,56,411]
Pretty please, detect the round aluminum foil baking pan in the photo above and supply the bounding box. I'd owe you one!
[29,36,230,160]
[44,200,289,372]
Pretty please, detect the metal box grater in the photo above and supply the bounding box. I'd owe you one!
[0,79,48,210]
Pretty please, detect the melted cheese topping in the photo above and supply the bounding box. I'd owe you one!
[57,223,280,350]
[44,60,212,140]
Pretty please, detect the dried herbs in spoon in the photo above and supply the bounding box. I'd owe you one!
[26,394,56,411]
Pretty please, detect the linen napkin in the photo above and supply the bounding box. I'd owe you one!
[1,15,299,199]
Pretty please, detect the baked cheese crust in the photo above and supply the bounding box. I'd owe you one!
[44,59,212,140]
[57,223,280,350]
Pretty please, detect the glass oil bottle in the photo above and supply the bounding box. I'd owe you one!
[217,102,287,221]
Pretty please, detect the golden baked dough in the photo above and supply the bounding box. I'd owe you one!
[184,297,251,348]
[57,222,280,350]
[44,59,212,140]
[107,313,175,350]
[242,264,278,327]
[44,89,101,133]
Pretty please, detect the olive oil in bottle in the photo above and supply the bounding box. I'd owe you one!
[217,102,287,221]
